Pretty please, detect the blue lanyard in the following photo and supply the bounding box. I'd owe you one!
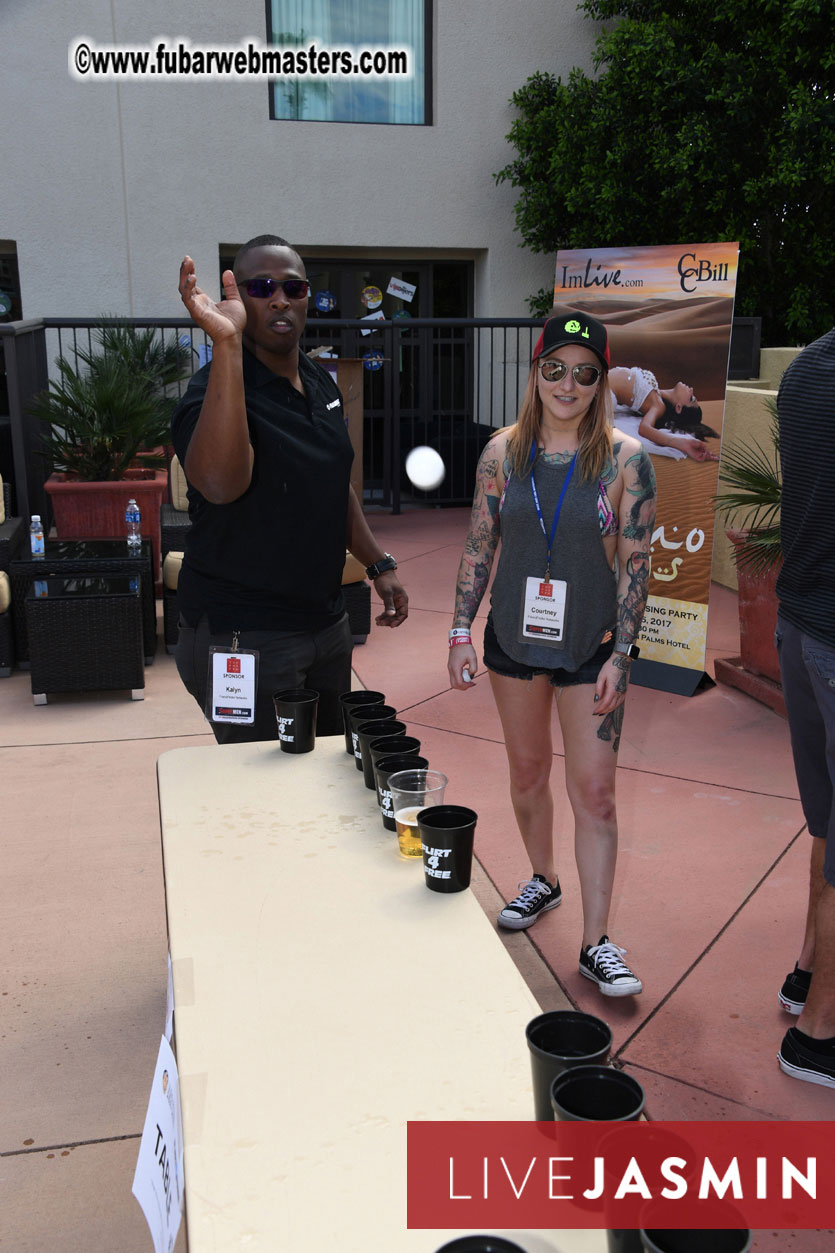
[529,442,577,581]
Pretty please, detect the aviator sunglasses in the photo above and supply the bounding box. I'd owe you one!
[537,358,601,387]
[239,277,310,300]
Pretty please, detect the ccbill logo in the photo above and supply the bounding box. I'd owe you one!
[678,252,730,293]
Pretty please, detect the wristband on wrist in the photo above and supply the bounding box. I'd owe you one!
[449,637,472,648]
[449,628,472,639]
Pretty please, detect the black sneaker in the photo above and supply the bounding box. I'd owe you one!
[779,963,812,1015]
[497,874,562,930]
[778,1027,835,1089]
[579,935,643,997]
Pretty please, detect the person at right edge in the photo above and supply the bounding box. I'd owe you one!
[776,325,835,1089]
[447,312,656,998]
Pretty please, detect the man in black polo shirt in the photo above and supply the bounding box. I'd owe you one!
[172,234,408,743]
[774,326,835,1089]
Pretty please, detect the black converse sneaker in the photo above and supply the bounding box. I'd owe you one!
[497,874,562,930]
[778,964,812,1015]
[778,1027,835,1089]
[579,935,643,996]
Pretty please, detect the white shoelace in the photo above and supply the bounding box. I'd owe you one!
[506,878,550,911]
[587,939,634,979]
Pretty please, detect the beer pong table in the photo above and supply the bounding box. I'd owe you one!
[157,738,606,1253]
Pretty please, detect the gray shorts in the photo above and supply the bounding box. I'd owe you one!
[175,612,352,744]
[776,614,835,887]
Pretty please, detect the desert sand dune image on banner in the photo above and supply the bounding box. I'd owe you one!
[554,242,739,696]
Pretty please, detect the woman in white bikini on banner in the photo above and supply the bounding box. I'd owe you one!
[448,312,657,996]
[608,366,719,462]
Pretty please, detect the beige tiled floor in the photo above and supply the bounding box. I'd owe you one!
[1,508,833,1250]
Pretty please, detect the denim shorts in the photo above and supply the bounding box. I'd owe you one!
[483,612,614,687]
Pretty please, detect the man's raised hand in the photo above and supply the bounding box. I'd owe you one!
[179,257,247,343]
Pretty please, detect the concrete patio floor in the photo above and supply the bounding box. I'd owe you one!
[1,504,832,1251]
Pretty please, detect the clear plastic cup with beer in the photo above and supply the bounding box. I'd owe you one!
[388,769,448,859]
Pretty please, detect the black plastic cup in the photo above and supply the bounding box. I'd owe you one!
[374,753,429,830]
[526,1010,612,1120]
[369,735,423,798]
[434,1239,526,1252]
[357,719,408,787]
[339,690,384,755]
[349,703,396,768]
[273,688,318,754]
[551,1064,644,1122]
[641,1232,751,1253]
[418,805,477,893]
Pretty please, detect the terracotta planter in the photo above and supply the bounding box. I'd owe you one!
[45,469,167,587]
[725,528,781,683]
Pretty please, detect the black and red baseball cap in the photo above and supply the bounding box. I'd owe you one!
[532,312,610,368]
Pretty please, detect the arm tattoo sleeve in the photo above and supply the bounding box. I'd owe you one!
[617,549,649,647]
[621,449,656,542]
[610,651,630,695]
[453,452,501,626]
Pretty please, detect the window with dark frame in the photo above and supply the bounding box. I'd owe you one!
[0,241,22,322]
[267,0,431,125]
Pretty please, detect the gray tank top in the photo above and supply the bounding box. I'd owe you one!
[490,454,617,671]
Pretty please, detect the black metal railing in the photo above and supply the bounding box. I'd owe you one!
[0,315,544,521]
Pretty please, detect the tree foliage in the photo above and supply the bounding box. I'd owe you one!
[495,0,835,344]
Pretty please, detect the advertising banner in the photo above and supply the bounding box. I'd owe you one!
[554,243,739,695]
[408,1119,832,1231]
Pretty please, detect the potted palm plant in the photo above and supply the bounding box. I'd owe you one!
[713,400,783,699]
[31,323,191,579]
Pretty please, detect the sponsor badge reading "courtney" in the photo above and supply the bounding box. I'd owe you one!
[521,576,568,643]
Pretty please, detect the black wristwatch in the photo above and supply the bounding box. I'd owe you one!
[613,641,640,660]
[365,553,397,579]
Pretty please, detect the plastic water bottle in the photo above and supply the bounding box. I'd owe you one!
[125,498,142,548]
[29,514,45,557]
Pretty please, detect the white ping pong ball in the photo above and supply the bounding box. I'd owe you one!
[405,445,445,491]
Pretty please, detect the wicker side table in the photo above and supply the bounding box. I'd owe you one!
[11,538,156,667]
[25,577,145,704]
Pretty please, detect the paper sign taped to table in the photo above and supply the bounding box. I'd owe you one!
[132,1035,184,1253]
[165,953,174,1044]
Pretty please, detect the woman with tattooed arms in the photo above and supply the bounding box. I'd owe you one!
[447,313,656,997]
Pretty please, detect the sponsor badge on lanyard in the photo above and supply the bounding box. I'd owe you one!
[518,445,575,649]
[522,575,568,642]
[208,634,258,724]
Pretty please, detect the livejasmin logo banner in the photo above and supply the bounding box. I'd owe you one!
[554,242,739,697]
[407,1120,831,1230]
